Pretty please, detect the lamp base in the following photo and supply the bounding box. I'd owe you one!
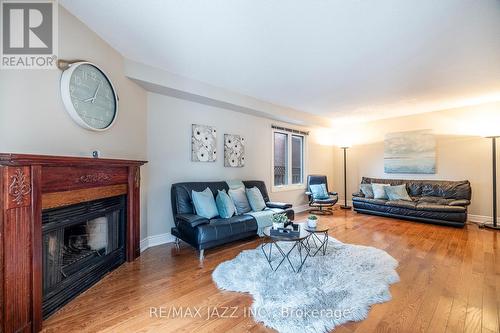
[340,205,352,210]
[481,223,500,230]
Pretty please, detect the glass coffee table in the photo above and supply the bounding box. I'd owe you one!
[261,225,311,273]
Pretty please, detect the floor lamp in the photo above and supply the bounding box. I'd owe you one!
[484,135,500,230]
[340,146,352,210]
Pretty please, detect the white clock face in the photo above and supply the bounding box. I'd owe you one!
[65,63,117,130]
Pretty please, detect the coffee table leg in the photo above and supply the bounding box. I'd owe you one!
[296,239,310,272]
[306,232,329,257]
[261,242,275,271]
[322,232,328,255]
[274,241,300,272]
[262,240,310,273]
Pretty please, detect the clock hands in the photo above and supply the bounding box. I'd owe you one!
[91,81,102,104]
[83,81,102,103]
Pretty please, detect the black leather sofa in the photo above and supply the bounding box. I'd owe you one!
[352,177,472,227]
[171,180,294,259]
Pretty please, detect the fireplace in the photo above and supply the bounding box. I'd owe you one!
[42,196,126,318]
[0,153,146,332]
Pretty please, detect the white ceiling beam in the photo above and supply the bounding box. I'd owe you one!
[124,59,331,128]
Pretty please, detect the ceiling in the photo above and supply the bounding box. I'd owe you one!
[61,0,500,123]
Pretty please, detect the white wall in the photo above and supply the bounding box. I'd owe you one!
[0,7,149,238]
[147,93,334,236]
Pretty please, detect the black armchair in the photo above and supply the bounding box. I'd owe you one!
[306,175,338,214]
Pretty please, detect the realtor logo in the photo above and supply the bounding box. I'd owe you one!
[1,0,58,69]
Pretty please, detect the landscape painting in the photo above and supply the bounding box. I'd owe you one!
[384,130,436,174]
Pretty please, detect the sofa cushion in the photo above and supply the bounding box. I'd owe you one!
[416,203,466,213]
[216,189,236,218]
[420,181,471,199]
[360,184,374,198]
[311,198,337,205]
[386,200,417,209]
[192,188,219,219]
[417,196,453,205]
[385,185,412,201]
[246,186,266,211]
[228,187,252,215]
[372,183,390,199]
[209,214,255,225]
[177,214,210,227]
[449,199,471,206]
[352,196,388,205]
[310,184,329,200]
[198,215,257,244]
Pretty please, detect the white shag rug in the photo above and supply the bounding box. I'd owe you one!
[212,237,399,333]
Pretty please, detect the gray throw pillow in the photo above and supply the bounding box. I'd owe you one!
[228,187,252,215]
[310,184,329,200]
[360,184,374,198]
[385,184,412,201]
[215,189,236,218]
[372,183,390,200]
[246,186,266,211]
[191,188,219,219]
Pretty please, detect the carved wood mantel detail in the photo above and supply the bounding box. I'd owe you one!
[6,167,31,209]
[134,168,140,188]
[0,153,146,333]
[78,173,112,184]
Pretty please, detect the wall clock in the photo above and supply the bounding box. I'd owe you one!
[60,62,118,131]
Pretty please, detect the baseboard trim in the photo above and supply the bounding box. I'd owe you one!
[467,214,499,224]
[140,233,176,252]
[338,200,354,207]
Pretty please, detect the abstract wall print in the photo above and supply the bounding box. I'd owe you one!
[224,134,245,167]
[384,129,436,174]
[192,124,217,162]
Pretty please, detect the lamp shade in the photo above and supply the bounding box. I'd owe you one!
[481,124,500,138]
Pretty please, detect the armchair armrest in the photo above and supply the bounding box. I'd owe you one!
[328,191,338,196]
[352,191,364,198]
[176,214,210,227]
[449,199,471,207]
[266,202,293,209]
[305,191,312,196]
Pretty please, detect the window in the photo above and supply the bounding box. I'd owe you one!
[273,130,306,190]
[291,135,304,184]
[273,132,288,186]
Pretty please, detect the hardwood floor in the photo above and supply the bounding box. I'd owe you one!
[42,209,500,333]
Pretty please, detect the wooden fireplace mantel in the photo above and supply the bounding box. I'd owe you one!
[0,153,147,333]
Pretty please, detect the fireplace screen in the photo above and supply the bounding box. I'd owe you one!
[42,196,126,318]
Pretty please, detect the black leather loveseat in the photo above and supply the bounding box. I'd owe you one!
[352,177,472,227]
[171,180,294,259]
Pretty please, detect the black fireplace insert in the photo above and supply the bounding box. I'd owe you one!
[42,195,126,318]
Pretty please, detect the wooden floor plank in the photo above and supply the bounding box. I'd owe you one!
[42,209,499,333]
